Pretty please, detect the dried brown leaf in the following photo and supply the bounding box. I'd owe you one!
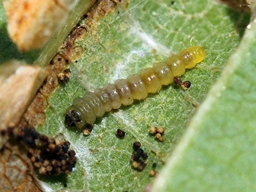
[3,0,79,52]
[0,142,42,192]
[0,61,47,130]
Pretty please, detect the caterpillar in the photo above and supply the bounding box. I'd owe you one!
[65,46,206,129]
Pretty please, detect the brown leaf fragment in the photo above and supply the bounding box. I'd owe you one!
[85,0,118,29]
[59,0,124,61]
[23,93,48,127]
[3,0,79,52]
[0,142,43,192]
[0,61,47,131]
[216,0,250,12]
[22,53,69,127]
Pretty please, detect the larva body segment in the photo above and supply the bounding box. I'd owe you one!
[166,55,186,76]
[104,83,121,109]
[85,92,105,117]
[115,79,134,105]
[140,68,162,93]
[65,46,206,129]
[178,46,206,69]
[153,62,174,85]
[94,88,112,112]
[127,74,148,100]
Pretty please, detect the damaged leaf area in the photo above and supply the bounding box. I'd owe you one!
[0,0,253,191]
[0,142,42,192]
[34,0,249,191]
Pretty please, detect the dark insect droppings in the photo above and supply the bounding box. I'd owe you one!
[7,127,76,176]
[181,80,191,90]
[116,129,125,138]
[131,142,148,171]
[133,141,141,150]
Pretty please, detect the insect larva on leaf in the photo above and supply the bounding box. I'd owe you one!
[65,46,206,129]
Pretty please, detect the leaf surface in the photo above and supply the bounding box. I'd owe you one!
[0,0,252,191]
[152,13,256,192]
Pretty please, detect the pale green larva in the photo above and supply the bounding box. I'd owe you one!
[65,46,206,129]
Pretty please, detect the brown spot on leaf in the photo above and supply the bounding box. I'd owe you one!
[23,93,48,127]
[22,53,69,127]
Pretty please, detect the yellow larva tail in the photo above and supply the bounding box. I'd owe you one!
[178,46,206,69]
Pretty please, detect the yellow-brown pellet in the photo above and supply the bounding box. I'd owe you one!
[149,126,157,134]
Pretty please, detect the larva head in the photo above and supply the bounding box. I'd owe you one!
[178,46,206,69]
[65,107,85,129]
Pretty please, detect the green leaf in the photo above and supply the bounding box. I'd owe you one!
[37,0,251,191]
[0,0,252,191]
[152,6,256,192]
